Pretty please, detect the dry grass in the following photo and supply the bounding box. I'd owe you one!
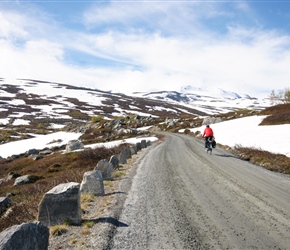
[50,224,69,237]
[81,193,96,213]
[259,103,290,125]
[113,170,127,179]
[232,145,290,175]
[0,144,131,232]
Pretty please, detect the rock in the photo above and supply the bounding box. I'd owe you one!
[124,147,132,159]
[94,160,113,180]
[10,154,20,160]
[65,140,84,152]
[0,222,49,250]
[167,120,175,127]
[130,128,138,134]
[109,155,119,169]
[29,154,44,161]
[141,139,147,149]
[40,150,53,155]
[119,147,132,164]
[38,182,81,226]
[119,150,127,164]
[14,175,41,186]
[202,117,223,125]
[27,148,39,155]
[136,142,142,151]
[195,131,201,136]
[6,172,21,181]
[129,145,137,155]
[80,170,104,196]
[0,197,12,215]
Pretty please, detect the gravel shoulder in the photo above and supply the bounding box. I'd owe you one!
[48,141,155,250]
[49,133,290,249]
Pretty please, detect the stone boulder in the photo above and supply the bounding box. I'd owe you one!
[119,149,127,164]
[38,182,81,226]
[136,142,142,152]
[141,139,147,149]
[14,175,41,186]
[94,159,113,180]
[65,140,84,152]
[109,155,119,169]
[119,147,133,164]
[124,147,132,159]
[0,197,12,215]
[0,222,49,250]
[80,170,104,196]
[27,148,39,155]
[1,172,21,184]
[167,120,175,128]
[129,145,137,155]
[202,117,223,126]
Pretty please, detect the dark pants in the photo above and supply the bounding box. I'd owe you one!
[204,136,213,148]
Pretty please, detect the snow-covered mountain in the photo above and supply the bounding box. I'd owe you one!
[132,85,270,114]
[0,78,271,130]
[0,78,207,126]
[180,85,250,99]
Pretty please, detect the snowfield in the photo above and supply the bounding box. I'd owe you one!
[0,129,158,159]
[181,115,290,158]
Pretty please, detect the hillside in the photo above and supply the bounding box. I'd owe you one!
[0,78,273,145]
[0,78,289,239]
[259,103,290,125]
[0,78,205,145]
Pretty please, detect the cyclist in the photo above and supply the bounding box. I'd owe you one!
[202,124,214,148]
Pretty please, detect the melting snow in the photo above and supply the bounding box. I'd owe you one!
[183,115,290,157]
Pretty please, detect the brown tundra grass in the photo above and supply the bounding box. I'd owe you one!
[0,144,130,232]
[233,145,290,175]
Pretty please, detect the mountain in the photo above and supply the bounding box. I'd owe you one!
[180,85,246,99]
[0,78,205,127]
[132,85,270,114]
[0,78,271,131]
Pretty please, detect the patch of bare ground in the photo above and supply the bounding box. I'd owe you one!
[259,103,290,125]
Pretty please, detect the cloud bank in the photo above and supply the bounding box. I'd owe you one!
[1,1,290,97]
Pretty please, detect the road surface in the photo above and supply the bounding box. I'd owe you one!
[109,133,290,249]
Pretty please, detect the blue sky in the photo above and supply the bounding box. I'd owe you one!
[1,1,290,97]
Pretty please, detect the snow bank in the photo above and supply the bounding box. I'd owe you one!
[0,132,82,158]
[187,115,290,157]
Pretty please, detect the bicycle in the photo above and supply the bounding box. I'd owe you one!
[205,137,216,155]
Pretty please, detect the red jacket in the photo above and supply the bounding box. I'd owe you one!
[203,127,214,137]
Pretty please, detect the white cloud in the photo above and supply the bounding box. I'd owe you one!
[0,11,27,38]
[0,2,290,97]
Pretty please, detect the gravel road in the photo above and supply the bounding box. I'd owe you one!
[107,133,290,250]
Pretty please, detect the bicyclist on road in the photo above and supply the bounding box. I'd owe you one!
[202,124,214,148]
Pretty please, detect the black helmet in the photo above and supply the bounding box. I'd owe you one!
[206,124,210,127]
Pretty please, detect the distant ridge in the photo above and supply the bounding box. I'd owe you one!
[0,78,271,130]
